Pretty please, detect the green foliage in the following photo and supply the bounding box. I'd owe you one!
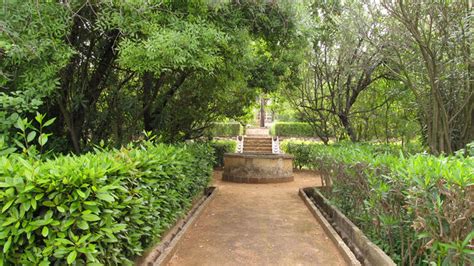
[0,142,213,265]
[270,122,318,138]
[11,113,56,157]
[207,122,243,137]
[0,2,73,135]
[209,140,237,168]
[283,141,473,265]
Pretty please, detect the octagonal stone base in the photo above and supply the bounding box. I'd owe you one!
[222,153,294,183]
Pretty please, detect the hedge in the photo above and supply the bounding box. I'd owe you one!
[207,122,243,137]
[283,141,473,265]
[0,142,213,265]
[270,122,317,137]
[209,140,236,168]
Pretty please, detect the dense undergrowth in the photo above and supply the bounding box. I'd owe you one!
[0,142,213,265]
[283,141,473,265]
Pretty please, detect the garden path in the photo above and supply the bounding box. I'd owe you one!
[167,170,347,266]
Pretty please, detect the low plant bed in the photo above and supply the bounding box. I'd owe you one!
[285,141,473,265]
[300,187,395,266]
[137,187,218,266]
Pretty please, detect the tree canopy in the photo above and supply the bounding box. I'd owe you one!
[1,0,472,154]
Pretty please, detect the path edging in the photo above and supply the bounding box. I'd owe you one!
[137,187,218,266]
[301,187,396,266]
[299,188,361,266]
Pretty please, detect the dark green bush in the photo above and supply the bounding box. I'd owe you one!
[209,140,236,168]
[280,141,312,169]
[0,142,213,265]
[207,122,243,137]
[283,141,473,265]
[270,122,317,137]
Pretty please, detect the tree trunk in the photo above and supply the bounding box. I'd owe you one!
[338,113,357,142]
[260,96,265,128]
[143,72,154,132]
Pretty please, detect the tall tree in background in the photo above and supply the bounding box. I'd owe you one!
[285,1,388,142]
[382,0,473,154]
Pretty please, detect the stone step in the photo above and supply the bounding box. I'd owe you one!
[244,138,272,143]
[243,147,273,152]
[244,137,272,141]
[242,150,273,154]
[244,145,273,149]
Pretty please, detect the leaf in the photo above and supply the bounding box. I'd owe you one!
[38,133,49,146]
[3,236,12,253]
[43,117,56,127]
[39,260,50,266]
[81,214,100,222]
[14,119,25,131]
[67,250,77,264]
[31,198,37,210]
[77,220,89,230]
[57,206,66,213]
[42,226,49,237]
[76,189,86,199]
[27,131,37,143]
[96,193,114,202]
[2,199,14,213]
[43,201,55,207]
[35,112,44,124]
[462,231,474,247]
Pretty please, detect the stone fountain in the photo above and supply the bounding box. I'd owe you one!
[222,127,294,183]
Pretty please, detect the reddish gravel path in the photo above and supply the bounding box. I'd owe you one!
[167,170,347,266]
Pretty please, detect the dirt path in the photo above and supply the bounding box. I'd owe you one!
[167,170,347,266]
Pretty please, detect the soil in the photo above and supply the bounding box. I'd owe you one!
[167,169,347,266]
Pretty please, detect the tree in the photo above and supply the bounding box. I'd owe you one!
[285,1,388,142]
[382,0,473,154]
[1,0,307,152]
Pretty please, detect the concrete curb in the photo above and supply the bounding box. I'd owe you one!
[300,187,396,266]
[137,187,218,266]
[299,188,361,266]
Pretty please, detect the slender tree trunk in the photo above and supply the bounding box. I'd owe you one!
[143,72,154,132]
[260,96,265,128]
[338,113,357,142]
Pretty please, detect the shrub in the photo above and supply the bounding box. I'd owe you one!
[0,142,213,265]
[207,122,243,137]
[280,141,312,169]
[209,140,236,168]
[270,122,317,137]
[283,141,473,265]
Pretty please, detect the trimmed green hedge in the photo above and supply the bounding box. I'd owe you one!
[209,140,236,168]
[0,143,213,265]
[208,122,243,137]
[283,141,473,265]
[270,122,317,137]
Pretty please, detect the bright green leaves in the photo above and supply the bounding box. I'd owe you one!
[41,226,49,237]
[3,236,12,253]
[0,143,213,264]
[76,220,89,230]
[119,19,227,74]
[66,250,77,264]
[2,199,14,213]
[96,192,114,203]
[81,213,101,222]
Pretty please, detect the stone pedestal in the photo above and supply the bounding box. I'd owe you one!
[222,153,294,183]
